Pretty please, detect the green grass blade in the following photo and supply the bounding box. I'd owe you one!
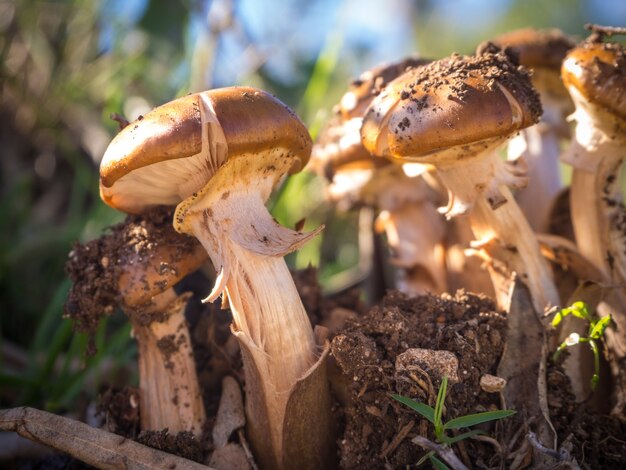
[434,377,448,427]
[441,429,484,445]
[429,454,450,470]
[390,394,435,424]
[444,409,516,430]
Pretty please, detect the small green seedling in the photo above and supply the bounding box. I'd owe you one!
[552,300,612,391]
[391,376,515,469]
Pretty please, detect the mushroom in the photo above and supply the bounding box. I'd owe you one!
[560,37,626,285]
[65,208,208,436]
[313,58,448,296]
[99,87,333,469]
[338,56,431,121]
[491,29,575,232]
[560,34,626,409]
[361,47,560,312]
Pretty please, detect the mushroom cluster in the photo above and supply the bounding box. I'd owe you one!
[50,23,626,470]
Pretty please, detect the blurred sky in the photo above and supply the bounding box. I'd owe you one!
[96,0,626,111]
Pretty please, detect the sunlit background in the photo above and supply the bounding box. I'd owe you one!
[1,0,625,410]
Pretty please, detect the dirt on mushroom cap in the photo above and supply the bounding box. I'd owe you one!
[400,47,542,121]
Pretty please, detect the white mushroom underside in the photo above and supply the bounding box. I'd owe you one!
[103,93,227,211]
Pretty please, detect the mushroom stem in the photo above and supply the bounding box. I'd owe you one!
[128,289,206,437]
[433,149,559,312]
[508,123,563,231]
[563,106,626,281]
[375,203,446,295]
[175,152,323,465]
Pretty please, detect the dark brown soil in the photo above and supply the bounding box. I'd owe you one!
[64,206,201,354]
[96,386,140,439]
[331,290,507,469]
[136,429,203,463]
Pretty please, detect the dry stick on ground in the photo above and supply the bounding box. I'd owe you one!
[491,29,575,232]
[560,37,626,415]
[0,407,211,470]
[99,87,333,470]
[66,209,208,436]
[361,46,560,314]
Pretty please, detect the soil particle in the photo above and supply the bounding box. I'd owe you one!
[331,290,506,469]
[136,429,203,463]
[156,334,179,370]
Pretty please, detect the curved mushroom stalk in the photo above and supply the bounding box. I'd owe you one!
[129,289,205,436]
[175,153,329,469]
[562,95,626,282]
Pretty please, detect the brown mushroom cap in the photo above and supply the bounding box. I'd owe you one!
[492,28,575,70]
[361,51,542,161]
[562,41,626,121]
[491,28,575,109]
[313,117,388,182]
[100,87,312,214]
[339,56,431,120]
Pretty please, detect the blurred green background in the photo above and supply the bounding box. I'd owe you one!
[1,0,624,411]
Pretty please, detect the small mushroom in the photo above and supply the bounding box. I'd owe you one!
[361,48,560,312]
[100,87,333,470]
[65,209,208,437]
[118,234,208,437]
[491,29,575,231]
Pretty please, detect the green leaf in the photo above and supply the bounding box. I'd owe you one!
[429,454,450,470]
[441,429,484,445]
[434,377,448,427]
[444,409,516,430]
[589,315,611,339]
[391,394,435,424]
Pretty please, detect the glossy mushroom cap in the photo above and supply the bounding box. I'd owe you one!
[492,28,575,114]
[562,40,626,122]
[100,87,312,214]
[492,28,575,70]
[361,50,542,163]
[339,56,431,120]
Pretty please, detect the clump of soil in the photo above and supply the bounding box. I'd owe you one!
[331,290,507,469]
[64,206,201,354]
[97,386,141,439]
[137,429,203,463]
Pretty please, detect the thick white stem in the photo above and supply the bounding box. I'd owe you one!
[562,96,626,284]
[469,185,560,312]
[434,151,559,312]
[175,152,320,461]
